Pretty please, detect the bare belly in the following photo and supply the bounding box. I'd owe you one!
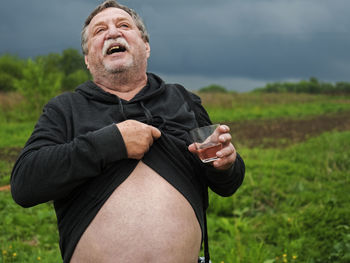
[70,161,202,263]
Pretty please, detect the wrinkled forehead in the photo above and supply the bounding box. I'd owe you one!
[89,7,135,30]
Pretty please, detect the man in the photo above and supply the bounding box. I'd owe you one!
[11,1,245,262]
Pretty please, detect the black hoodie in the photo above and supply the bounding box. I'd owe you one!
[11,73,245,262]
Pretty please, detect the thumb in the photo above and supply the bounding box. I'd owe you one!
[151,126,161,139]
[188,143,197,153]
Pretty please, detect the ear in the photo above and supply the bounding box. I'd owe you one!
[145,42,151,58]
[84,55,90,69]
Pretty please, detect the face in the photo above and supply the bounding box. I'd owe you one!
[84,8,150,78]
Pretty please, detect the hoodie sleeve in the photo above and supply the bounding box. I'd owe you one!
[11,103,127,208]
[203,153,245,196]
[189,91,245,197]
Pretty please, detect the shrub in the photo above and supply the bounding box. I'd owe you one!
[13,58,62,118]
[0,54,24,92]
[199,84,228,93]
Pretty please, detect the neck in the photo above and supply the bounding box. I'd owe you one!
[94,71,148,101]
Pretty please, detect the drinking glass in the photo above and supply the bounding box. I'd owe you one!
[189,124,222,163]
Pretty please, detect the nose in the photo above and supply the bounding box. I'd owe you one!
[106,25,122,39]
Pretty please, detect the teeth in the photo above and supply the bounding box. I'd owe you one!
[106,44,127,55]
[107,46,121,55]
[110,46,120,52]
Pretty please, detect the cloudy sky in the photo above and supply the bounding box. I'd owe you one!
[1,0,350,91]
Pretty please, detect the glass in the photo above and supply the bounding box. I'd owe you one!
[189,124,222,163]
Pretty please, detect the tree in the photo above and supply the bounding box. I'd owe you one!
[199,84,228,93]
[60,48,86,75]
[0,54,24,92]
[36,52,62,75]
[61,69,90,91]
[14,58,62,117]
[34,48,90,92]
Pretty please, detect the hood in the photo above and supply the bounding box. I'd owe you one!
[75,72,166,104]
[75,73,168,124]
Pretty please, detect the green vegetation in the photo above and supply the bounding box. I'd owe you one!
[199,84,228,93]
[0,50,90,121]
[207,131,350,262]
[0,55,25,92]
[199,92,350,123]
[0,50,89,93]
[0,193,60,262]
[1,54,350,262]
[255,77,350,95]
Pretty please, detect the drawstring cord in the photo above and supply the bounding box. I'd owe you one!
[117,97,127,121]
[117,98,167,130]
[140,101,167,129]
[139,101,153,124]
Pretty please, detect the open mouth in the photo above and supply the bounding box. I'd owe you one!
[106,45,127,55]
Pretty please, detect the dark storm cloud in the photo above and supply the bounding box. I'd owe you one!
[0,0,96,55]
[1,0,350,90]
[146,0,350,81]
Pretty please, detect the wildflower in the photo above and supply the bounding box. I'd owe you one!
[37,256,42,261]
[283,254,287,258]
[292,255,297,260]
[13,252,17,257]
[2,250,7,255]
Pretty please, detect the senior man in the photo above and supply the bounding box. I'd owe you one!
[11,1,245,262]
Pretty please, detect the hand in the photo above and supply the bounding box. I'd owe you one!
[117,120,161,159]
[188,125,236,170]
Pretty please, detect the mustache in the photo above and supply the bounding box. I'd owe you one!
[102,38,129,56]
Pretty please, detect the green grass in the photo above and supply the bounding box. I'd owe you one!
[0,122,35,187]
[0,192,60,263]
[0,161,12,186]
[207,101,350,122]
[1,92,350,262]
[0,122,35,148]
[199,92,350,122]
[207,131,350,263]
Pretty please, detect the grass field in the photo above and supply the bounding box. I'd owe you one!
[1,92,350,262]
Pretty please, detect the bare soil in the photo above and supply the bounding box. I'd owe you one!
[226,111,350,148]
[0,147,22,163]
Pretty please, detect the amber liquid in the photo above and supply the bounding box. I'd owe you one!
[197,142,222,163]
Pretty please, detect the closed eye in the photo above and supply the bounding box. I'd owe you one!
[119,23,130,29]
[94,27,106,35]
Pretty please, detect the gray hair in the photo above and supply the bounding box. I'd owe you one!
[81,0,149,55]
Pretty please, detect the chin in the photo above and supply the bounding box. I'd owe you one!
[104,62,132,74]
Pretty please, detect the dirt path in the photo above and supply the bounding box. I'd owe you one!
[0,185,10,191]
[226,111,350,148]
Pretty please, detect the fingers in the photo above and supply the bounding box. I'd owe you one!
[190,124,236,170]
[219,132,232,146]
[117,120,161,160]
[213,143,236,170]
[218,125,230,136]
[187,143,197,153]
[213,125,236,169]
[212,125,235,169]
[151,126,162,139]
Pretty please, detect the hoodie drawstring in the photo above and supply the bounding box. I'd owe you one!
[140,101,153,124]
[117,97,127,121]
[118,99,166,129]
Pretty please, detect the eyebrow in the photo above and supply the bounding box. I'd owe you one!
[91,17,132,29]
[91,21,107,29]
